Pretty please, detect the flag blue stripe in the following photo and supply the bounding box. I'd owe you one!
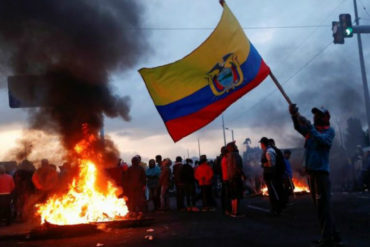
[156,44,263,122]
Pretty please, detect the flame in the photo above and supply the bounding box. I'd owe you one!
[260,178,310,196]
[261,186,269,196]
[36,125,128,225]
[292,178,310,193]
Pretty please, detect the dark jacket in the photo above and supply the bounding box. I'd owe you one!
[173,162,183,186]
[226,151,244,179]
[124,165,146,194]
[181,164,195,184]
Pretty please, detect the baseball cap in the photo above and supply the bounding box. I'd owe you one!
[312,107,330,117]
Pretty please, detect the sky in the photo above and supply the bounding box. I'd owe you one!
[0,0,370,164]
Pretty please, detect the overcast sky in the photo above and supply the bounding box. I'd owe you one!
[1,0,370,164]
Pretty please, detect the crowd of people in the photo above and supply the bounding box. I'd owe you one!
[116,141,250,218]
[0,159,64,225]
[0,104,345,246]
[107,139,298,220]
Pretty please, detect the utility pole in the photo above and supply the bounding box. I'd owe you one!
[332,1,370,142]
[222,115,226,146]
[197,138,201,159]
[225,127,234,142]
[354,0,370,142]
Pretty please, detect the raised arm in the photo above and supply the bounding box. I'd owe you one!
[289,104,310,137]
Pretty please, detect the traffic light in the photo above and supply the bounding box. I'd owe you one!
[332,21,344,44]
[339,13,353,37]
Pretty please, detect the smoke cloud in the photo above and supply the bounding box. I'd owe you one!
[0,0,148,165]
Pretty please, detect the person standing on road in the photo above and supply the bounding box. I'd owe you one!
[159,158,171,210]
[220,146,231,215]
[282,150,294,203]
[0,165,15,225]
[124,156,146,217]
[146,159,161,211]
[289,104,341,247]
[260,137,282,215]
[181,159,199,212]
[225,142,245,217]
[173,156,185,211]
[195,155,214,211]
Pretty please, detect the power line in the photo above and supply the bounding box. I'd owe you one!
[226,41,333,125]
[256,0,346,92]
[194,0,346,137]
[359,0,370,18]
[224,0,348,125]
[130,25,329,31]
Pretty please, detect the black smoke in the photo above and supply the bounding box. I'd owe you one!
[0,0,148,165]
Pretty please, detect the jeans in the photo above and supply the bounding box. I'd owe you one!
[175,185,185,210]
[221,181,231,212]
[308,171,338,241]
[160,185,169,209]
[184,183,196,207]
[264,172,282,213]
[148,187,160,210]
[0,194,12,225]
[200,185,212,208]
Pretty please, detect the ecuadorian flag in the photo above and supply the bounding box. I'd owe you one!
[139,3,270,142]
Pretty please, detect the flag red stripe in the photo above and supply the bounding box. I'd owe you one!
[165,60,270,142]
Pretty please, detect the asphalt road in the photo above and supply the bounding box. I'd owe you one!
[1,192,369,247]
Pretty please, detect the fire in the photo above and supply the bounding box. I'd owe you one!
[36,125,128,225]
[292,178,310,193]
[261,186,269,196]
[260,178,310,196]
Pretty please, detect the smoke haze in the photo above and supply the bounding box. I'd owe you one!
[0,0,148,165]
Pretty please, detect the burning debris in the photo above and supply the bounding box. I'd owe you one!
[0,0,148,164]
[35,124,129,225]
[261,177,310,197]
[0,0,148,224]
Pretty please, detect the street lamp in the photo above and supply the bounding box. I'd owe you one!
[225,127,234,142]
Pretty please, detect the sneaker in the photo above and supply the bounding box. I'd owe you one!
[201,207,208,212]
[224,211,231,216]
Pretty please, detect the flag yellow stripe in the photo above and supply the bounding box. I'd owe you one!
[139,4,250,106]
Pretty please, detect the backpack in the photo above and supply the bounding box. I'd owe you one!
[271,146,286,178]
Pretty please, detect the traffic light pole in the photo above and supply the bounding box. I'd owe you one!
[353,25,370,33]
[353,0,370,142]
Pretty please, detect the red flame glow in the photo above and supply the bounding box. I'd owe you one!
[35,124,128,225]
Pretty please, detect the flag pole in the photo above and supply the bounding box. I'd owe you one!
[269,71,292,105]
